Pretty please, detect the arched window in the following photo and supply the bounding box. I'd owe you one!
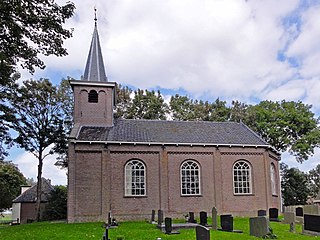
[181,160,201,195]
[233,160,252,194]
[270,163,277,195]
[125,159,146,196]
[88,90,98,103]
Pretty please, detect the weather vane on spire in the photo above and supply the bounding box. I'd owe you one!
[94,7,97,26]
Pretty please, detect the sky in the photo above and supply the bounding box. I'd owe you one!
[10,0,320,185]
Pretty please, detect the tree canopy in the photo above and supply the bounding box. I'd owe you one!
[280,163,310,206]
[42,185,67,221]
[246,100,320,162]
[308,164,320,198]
[0,160,26,212]
[0,0,75,86]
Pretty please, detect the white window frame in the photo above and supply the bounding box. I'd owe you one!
[270,163,277,195]
[180,160,201,196]
[124,159,146,196]
[233,160,252,195]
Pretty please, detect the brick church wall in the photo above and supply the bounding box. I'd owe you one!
[68,143,280,222]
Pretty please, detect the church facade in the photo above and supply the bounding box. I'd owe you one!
[67,23,281,223]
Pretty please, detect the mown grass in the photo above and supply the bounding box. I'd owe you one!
[0,217,318,240]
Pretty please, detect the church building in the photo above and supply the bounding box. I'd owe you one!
[67,20,281,223]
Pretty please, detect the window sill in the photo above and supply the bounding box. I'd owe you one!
[124,195,147,198]
[233,193,254,196]
[181,194,202,197]
[272,194,278,197]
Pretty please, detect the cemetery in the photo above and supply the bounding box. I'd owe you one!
[1,211,320,240]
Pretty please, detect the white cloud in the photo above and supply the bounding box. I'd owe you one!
[13,149,67,186]
[282,148,320,173]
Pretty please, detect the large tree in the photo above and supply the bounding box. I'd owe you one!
[0,0,75,160]
[245,100,320,162]
[281,163,310,206]
[0,160,26,212]
[0,0,75,86]
[7,79,68,221]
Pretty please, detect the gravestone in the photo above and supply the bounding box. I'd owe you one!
[189,212,197,223]
[290,222,296,233]
[283,212,295,224]
[296,207,303,217]
[269,208,279,222]
[157,210,163,227]
[164,217,179,235]
[218,214,243,233]
[258,209,267,216]
[150,210,156,223]
[220,214,233,231]
[165,217,173,234]
[200,211,208,226]
[249,216,269,237]
[196,225,210,240]
[212,207,218,230]
[304,214,320,233]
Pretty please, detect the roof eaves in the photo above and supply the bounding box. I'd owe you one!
[70,139,272,148]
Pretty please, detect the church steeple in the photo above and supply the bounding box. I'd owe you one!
[83,8,107,82]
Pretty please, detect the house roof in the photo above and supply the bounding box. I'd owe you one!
[75,119,270,147]
[12,178,54,203]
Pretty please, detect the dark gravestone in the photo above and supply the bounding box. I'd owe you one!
[212,207,218,230]
[196,225,210,240]
[164,217,179,235]
[150,210,155,223]
[165,217,173,234]
[189,212,197,223]
[296,207,303,217]
[304,214,320,233]
[220,214,233,231]
[249,216,269,237]
[200,211,208,226]
[269,208,279,222]
[258,209,267,216]
[157,210,163,227]
[219,214,243,233]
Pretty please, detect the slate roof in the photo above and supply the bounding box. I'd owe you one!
[12,178,54,203]
[76,119,269,146]
[83,23,107,82]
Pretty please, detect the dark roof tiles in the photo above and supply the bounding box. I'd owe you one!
[13,178,54,203]
[77,119,268,146]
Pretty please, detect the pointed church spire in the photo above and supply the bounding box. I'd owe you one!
[83,8,107,82]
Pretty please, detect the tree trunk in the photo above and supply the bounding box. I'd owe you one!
[36,152,43,222]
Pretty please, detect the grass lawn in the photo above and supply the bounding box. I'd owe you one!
[0,217,318,240]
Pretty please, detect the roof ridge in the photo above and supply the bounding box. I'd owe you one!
[116,118,240,124]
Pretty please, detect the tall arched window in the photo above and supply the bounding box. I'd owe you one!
[270,163,277,195]
[181,160,201,195]
[125,159,146,196]
[233,160,252,194]
[88,90,98,103]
